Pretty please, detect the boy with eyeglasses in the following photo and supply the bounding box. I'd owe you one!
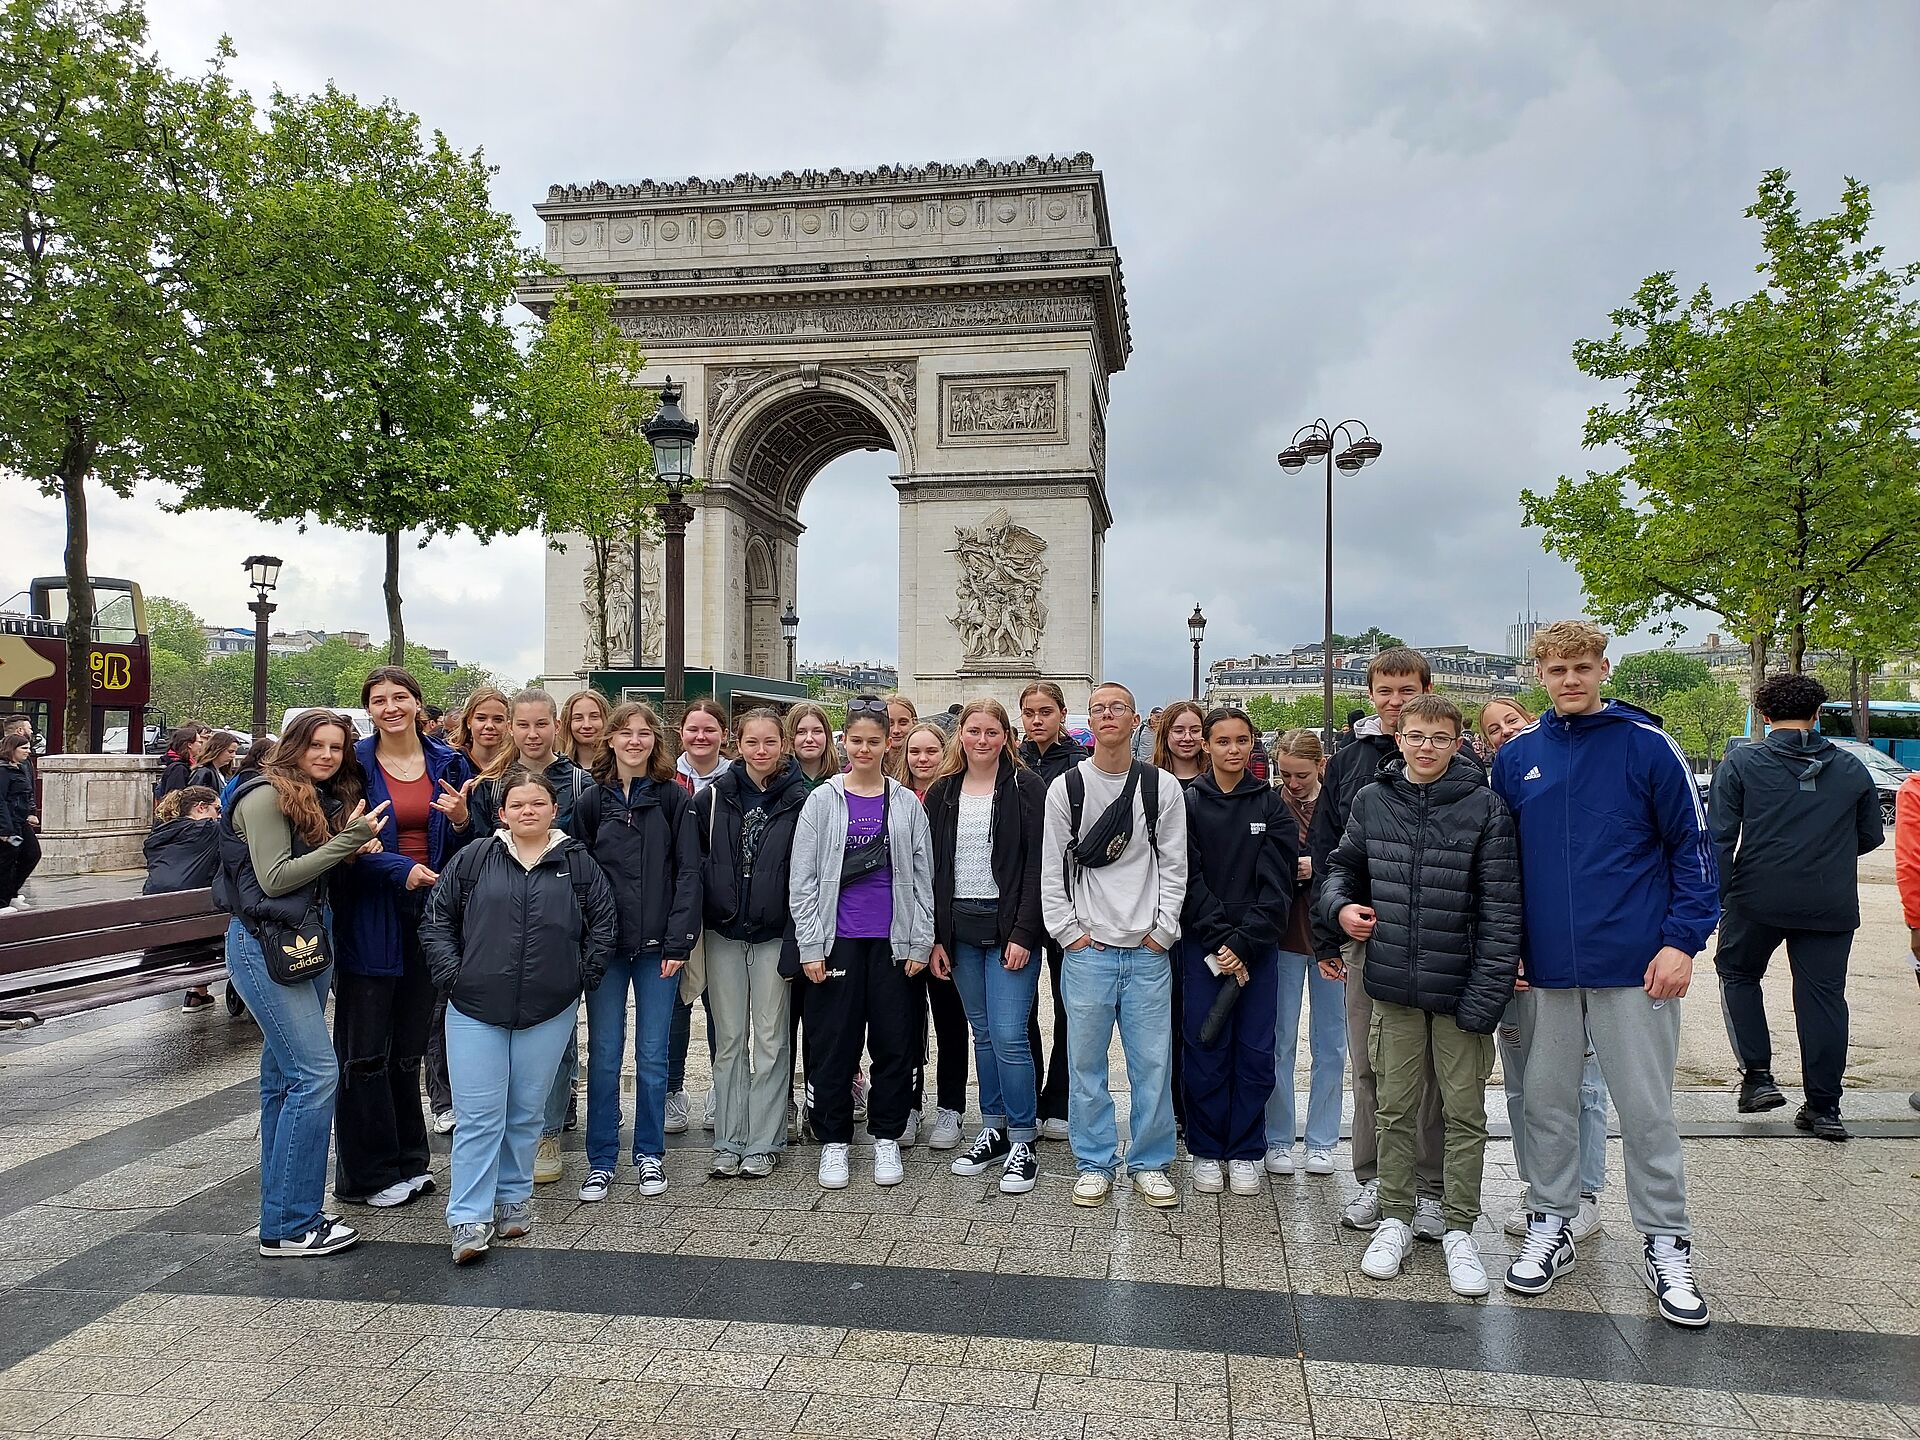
[1320,695,1520,1297]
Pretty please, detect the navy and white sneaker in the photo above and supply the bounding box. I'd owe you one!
[950,1127,1010,1177]
[259,1215,359,1259]
[1503,1213,1575,1295]
[999,1142,1038,1195]
[1643,1235,1710,1327]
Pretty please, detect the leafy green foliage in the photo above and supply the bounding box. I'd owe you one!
[1659,681,1750,761]
[1241,693,1373,734]
[1611,651,1714,709]
[1327,628,1405,651]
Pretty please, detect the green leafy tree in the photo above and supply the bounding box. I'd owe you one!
[145,595,208,667]
[1611,651,1714,710]
[1328,627,1405,652]
[1660,681,1749,761]
[1523,171,1920,698]
[0,0,256,747]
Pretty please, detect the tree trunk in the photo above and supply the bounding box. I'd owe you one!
[60,422,98,753]
[1788,621,1807,675]
[1850,656,1869,740]
[384,528,405,666]
[1747,633,1768,703]
[589,535,611,670]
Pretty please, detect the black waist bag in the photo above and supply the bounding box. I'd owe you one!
[1065,763,1159,872]
[951,897,1000,947]
[839,785,891,885]
[255,901,332,986]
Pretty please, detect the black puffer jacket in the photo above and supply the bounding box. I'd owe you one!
[420,832,617,1030]
[1182,772,1297,961]
[1316,756,1520,1034]
[143,818,220,895]
[0,761,32,838]
[573,775,702,961]
[693,758,810,956]
[1019,733,1088,786]
[923,755,1047,953]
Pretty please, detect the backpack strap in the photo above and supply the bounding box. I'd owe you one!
[562,846,598,932]
[1141,763,1159,851]
[573,781,602,849]
[1066,765,1085,845]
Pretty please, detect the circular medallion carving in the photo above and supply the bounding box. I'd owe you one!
[705,218,726,239]
[996,203,1017,223]
[1046,199,1068,221]
[566,224,587,245]
[946,204,967,225]
[897,210,917,229]
[800,213,821,235]
[661,221,680,241]
[753,216,773,237]
[613,223,633,243]
[848,211,869,233]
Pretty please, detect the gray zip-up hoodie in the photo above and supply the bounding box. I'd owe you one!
[789,775,935,964]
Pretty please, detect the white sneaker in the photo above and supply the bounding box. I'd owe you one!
[7,895,28,909]
[1569,1196,1602,1243]
[1412,1195,1446,1241]
[1504,1214,1575,1295]
[1342,1179,1382,1231]
[1131,1169,1179,1207]
[1360,1218,1415,1280]
[929,1108,963,1150]
[1643,1234,1710,1328]
[431,1110,455,1136]
[702,1090,717,1131]
[1442,1230,1490,1297]
[1072,1171,1111,1206]
[0,905,17,916]
[663,1090,690,1135]
[1303,1148,1336,1176]
[1504,1204,1530,1237]
[1264,1146,1295,1175]
[818,1143,850,1190]
[1037,1117,1070,1141]
[873,1139,904,1186]
[366,1174,433,1208]
[1228,1160,1264,1196]
[898,1111,921,1148]
[1191,1158,1224,1193]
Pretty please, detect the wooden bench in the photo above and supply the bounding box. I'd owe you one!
[0,890,230,1027]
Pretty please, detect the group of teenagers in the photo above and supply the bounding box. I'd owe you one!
[207,619,1728,1329]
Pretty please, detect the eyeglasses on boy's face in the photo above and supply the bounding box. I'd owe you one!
[1088,701,1134,718]
[1400,731,1458,750]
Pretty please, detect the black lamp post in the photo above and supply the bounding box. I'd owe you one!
[243,555,282,741]
[1188,604,1207,701]
[780,602,800,683]
[642,377,699,719]
[1277,420,1382,743]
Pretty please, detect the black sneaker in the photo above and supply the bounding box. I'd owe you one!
[1643,1235,1709,1327]
[181,991,213,1013]
[949,1127,1009,1177]
[1737,1072,1785,1113]
[999,1142,1038,1195]
[564,1094,579,1132]
[1502,1214,1574,1295]
[1792,1104,1849,1141]
[259,1216,359,1258]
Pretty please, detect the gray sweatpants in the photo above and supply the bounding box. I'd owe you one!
[1518,985,1689,1238]
[705,935,792,1160]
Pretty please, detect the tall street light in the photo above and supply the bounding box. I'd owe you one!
[1188,604,1207,701]
[1277,420,1382,743]
[643,377,698,720]
[243,555,282,741]
[781,602,800,683]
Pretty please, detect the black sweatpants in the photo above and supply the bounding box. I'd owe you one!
[909,969,970,1115]
[333,926,435,1198]
[425,986,452,1115]
[1714,913,1854,1114]
[803,937,914,1144]
[1027,939,1070,1123]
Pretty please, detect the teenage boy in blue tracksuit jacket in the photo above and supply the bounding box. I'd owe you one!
[1491,622,1719,1329]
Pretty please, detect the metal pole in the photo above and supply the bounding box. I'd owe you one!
[1191,638,1201,701]
[631,532,645,672]
[1323,444,1335,746]
[250,592,276,741]
[786,635,796,683]
[661,490,694,722]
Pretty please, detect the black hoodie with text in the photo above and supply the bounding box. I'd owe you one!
[1181,770,1298,962]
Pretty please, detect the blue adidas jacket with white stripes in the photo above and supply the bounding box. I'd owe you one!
[1490,699,1719,990]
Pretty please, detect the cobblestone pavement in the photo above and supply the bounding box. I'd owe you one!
[1,978,1916,1438]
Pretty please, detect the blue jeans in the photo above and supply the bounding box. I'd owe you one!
[1266,950,1348,1152]
[948,941,1043,1143]
[1061,942,1176,1176]
[444,1004,577,1226]
[585,951,682,1168]
[224,917,337,1243]
[540,1026,578,1140]
[1500,993,1609,1195]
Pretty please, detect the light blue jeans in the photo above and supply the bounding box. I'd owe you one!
[540,1026,579,1140]
[1500,992,1609,1196]
[585,952,681,1169]
[1061,941,1176,1176]
[224,917,337,1243]
[1265,949,1348,1152]
[444,1004,577,1226]
[948,940,1043,1143]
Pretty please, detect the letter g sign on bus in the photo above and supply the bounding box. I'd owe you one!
[90,649,132,691]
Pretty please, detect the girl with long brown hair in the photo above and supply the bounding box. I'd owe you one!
[456,686,514,779]
[785,701,842,787]
[558,689,611,773]
[1152,700,1208,786]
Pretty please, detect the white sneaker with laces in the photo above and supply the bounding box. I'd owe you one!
[1131,1169,1178,1207]
[1442,1229,1490,1296]
[1412,1195,1446,1241]
[1643,1235,1709,1327]
[1504,1213,1575,1295]
[431,1110,455,1136]
[663,1090,690,1135]
[1228,1160,1264,1195]
[1072,1171,1111,1206]
[1342,1179,1382,1231]
[818,1142,850,1190]
[1264,1146,1295,1175]
[1360,1218,1415,1279]
[929,1108,963,1150]
[1303,1148,1336,1176]
[899,1111,921,1148]
[1191,1158,1224,1193]
[577,1169,613,1203]
[1569,1196,1602,1243]
[873,1139,904,1186]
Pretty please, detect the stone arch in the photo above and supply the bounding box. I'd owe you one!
[742,533,780,677]
[707,369,913,521]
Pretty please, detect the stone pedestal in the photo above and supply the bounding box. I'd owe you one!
[35,754,160,876]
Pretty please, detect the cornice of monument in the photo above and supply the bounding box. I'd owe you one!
[539,152,1099,208]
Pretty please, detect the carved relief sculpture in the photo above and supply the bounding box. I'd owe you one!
[940,373,1067,447]
[635,548,665,666]
[579,546,633,671]
[950,509,1049,662]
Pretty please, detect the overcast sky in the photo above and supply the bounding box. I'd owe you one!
[10,0,1918,702]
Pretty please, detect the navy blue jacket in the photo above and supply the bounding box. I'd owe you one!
[1491,700,1719,989]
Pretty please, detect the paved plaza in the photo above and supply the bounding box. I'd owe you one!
[1,860,1916,1440]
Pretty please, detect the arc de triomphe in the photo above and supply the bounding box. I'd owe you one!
[522,153,1130,712]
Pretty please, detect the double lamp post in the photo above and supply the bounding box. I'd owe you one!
[1277,420,1382,743]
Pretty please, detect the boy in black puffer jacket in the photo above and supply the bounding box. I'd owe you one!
[1318,695,1520,1299]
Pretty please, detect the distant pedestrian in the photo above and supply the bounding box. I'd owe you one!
[1710,674,1883,1139]
[147,785,227,1014]
[1131,706,1163,763]
[0,732,38,914]
[156,723,210,799]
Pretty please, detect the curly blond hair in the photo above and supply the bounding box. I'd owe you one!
[1530,619,1610,662]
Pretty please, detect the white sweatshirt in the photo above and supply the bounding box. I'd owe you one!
[1041,759,1188,950]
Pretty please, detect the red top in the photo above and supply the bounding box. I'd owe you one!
[382,766,433,867]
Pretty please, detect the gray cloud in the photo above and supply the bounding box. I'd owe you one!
[12,0,1916,703]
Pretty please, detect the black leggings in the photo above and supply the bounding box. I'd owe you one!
[910,969,970,1114]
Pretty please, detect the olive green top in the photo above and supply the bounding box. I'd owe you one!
[233,784,377,898]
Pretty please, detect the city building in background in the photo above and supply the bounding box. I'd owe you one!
[1205,642,1526,709]
[799,660,900,696]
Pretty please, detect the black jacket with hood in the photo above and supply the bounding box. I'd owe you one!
[1019,732,1088,787]
[1181,771,1298,962]
[573,773,703,961]
[420,830,616,1030]
[0,760,32,838]
[1316,755,1520,1034]
[923,754,1047,953]
[692,757,811,958]
[143,817,220,895]
[1709,726,1884,930]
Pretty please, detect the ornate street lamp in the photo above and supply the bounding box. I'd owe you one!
[642,377,699,718]
[243,556,283,741]
[1189,603,1208,701]
[1278,419,1383,743]
[781,602,800,683]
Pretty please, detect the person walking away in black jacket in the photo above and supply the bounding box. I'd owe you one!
[1320,695,1520,1299]
[0,732,36,913]
[144,786,226,1012]
[1710,674,1884,1139]
[1181,709,1296,1198]
[1309,648,1468,1233]
[1017,680,1088,1141]
[695,710,810,1180]
[421,766,616,1265]
[572,702,702,1202]
[927,699,1047,1194]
